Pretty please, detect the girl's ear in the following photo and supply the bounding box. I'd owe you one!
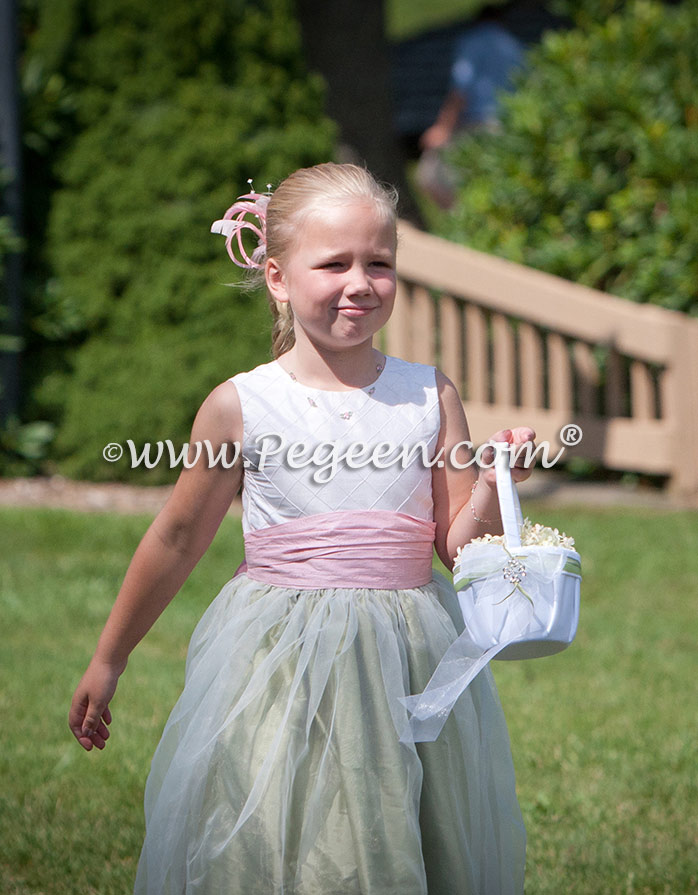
[265,258,289,304]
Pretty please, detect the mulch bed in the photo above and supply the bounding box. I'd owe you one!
[0,472,680,514]
[0,475,242,516]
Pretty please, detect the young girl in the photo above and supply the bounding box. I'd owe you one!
[69,163,534,894]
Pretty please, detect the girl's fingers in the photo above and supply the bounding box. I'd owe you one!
[511,426,536,442]
[478,427,536,482]
[511,433,537,481]
[511,465,533,482]
[489,429,512,445]
[95,717,111,741]
[70,697,111,750]
[87,730,108,750]
[82,708,106,738]
[478,429,521,469]
[69,665,118,751]
[72,720,96,751]
[69,693,90,743]
[74,715,110,751]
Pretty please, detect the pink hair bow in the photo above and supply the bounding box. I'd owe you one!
[211,180,271,270]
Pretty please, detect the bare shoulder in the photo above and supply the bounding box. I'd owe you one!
[154,380,244,533]
[199,379,242,416]
[435,368,458,399]
[191,379,243,441]
[434,369,468,425]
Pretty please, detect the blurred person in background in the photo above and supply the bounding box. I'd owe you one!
[417,4,524,208]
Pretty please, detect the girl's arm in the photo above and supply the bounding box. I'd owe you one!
[68,380,244,752]
[432,371,535,569]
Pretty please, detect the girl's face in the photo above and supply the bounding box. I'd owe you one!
[266,200,397,353]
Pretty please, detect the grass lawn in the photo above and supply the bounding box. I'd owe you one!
[1,503,696,894]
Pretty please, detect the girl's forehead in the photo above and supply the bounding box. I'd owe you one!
[294,200,396,248]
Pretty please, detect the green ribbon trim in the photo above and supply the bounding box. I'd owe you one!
[455,554,582,592]
[563,557,582,577]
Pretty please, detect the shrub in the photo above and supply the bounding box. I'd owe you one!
[442,0,698,315]
[0,215,20,281]
[21,0,335,481]
[0,166,25,465]
[0,167,21,280]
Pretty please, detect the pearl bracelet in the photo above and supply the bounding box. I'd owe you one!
[470,480,496,525]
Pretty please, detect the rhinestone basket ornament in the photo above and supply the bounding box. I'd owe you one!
[453,443,582,661]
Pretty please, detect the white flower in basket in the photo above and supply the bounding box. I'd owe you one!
[453,443,582,661]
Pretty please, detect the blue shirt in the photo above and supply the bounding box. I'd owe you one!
[450,23,524,125]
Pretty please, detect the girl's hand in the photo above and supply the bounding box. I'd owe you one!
[68,657,124,751]
[478,427,537,487]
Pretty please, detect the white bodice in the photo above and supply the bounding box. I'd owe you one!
[229,356,441,533]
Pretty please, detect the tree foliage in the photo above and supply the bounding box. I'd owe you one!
[0,182,20,280]
[19,0,335,481]
[443,0,698,315]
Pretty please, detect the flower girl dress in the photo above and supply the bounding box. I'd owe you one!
[133,356,526,895]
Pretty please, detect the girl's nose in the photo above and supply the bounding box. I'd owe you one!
[346,264,371,295]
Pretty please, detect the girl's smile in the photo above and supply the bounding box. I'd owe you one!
[335,306,376,316]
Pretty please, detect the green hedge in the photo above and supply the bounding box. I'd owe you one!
[0,167,22,427]
[442,0,698,315]
[19,0,335,481]
[0,165,21,282]
[0,216,20,283]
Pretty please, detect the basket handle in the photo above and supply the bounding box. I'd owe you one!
[492,441,524,549]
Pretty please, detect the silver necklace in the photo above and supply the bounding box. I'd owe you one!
[287,361,385,419]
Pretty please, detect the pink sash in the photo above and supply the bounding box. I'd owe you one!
[240,510,436,589]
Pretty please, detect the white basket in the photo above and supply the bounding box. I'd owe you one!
[454,443,581,661]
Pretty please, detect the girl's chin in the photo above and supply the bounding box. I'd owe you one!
[299,329,376,353]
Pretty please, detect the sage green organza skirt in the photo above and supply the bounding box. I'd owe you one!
[134,572,526,894]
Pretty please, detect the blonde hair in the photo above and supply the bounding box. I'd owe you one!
[262,163,399,358]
